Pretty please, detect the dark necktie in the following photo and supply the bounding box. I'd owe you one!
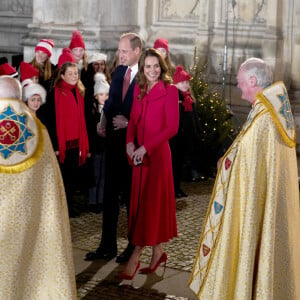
[122,67,132,101]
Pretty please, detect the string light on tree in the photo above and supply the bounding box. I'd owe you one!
[189,48,237,170]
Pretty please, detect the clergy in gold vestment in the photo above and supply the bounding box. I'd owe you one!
[189,58,300,299]
[0,76,76,299]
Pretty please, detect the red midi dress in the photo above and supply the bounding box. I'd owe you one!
[126,81,179,246]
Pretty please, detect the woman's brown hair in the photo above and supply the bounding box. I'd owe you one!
[137,48,172,100]
[53,62,85,97]
[31,56,53,81]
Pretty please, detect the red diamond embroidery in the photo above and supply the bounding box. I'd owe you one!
[202,244,210,256]
[225,157,231,170]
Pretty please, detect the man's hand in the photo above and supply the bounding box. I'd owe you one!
[113,115,128,130]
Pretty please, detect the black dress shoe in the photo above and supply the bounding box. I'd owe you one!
[85,248,117,261]
[116,244,134,263]
[69,210,80,218]
[175,189,188,198]
[179,189,188,197]
[87,204,102,214]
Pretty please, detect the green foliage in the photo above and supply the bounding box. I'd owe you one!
[189,50,237,156]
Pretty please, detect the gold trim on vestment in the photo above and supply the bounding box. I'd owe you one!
[188,104,268,298]
[256,82,296,148]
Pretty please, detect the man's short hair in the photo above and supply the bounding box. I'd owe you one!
[0,76,22,99]
[241,57,273,87]
[120,32,143,50]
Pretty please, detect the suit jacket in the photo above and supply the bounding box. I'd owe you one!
[102,65,135,204]
[103,65,136,136]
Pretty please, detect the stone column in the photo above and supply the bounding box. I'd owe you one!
[291,1,300,90]
[207,0,270,123]
[99,0,141,49]
[290,0,300,153]
[147,0,207,67]
[0,0,32,66]
[22,0,104,64]
[22,0,143,64]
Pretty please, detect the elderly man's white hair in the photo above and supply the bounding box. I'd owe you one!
[0,75,22,99]
[240,57,273,88]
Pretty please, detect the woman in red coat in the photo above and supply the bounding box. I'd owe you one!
[120,48,179,279]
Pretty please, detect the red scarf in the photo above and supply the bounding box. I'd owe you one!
[55,80,89,165]
[182,91,194,112]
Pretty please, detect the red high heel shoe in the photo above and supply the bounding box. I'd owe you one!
[120,261,140,280]
[139,252,167,274]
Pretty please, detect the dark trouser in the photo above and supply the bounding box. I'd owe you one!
[99,134,132,252]
[170,135,185,193]
[59,148,80,214]
[88,153,105,205]
[59,147,91,214]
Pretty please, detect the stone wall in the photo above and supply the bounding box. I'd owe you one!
[1,0,300,150]
[0,0,32,67]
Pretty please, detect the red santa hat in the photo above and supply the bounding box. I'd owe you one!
[173,65,191,84]
[69,30,85,50]
[20,61,39,82]
[0,57,18,77]
[57,48,76,69]
[35,39,55,58]
[153,38,169,52]
[23,82,47,104]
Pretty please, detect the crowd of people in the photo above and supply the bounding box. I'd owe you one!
[1,29,299,299]
[0,32,201,216]
[0,30,190,278]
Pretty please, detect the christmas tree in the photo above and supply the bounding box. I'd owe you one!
[188,49,238,177]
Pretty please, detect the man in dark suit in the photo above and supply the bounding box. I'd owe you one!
[85,33,143,263]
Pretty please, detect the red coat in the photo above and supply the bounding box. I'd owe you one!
[126,81,179,246]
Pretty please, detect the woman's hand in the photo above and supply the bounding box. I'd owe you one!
[126,142,135,159]
[97,122,106,137]
[132,145,146,166]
